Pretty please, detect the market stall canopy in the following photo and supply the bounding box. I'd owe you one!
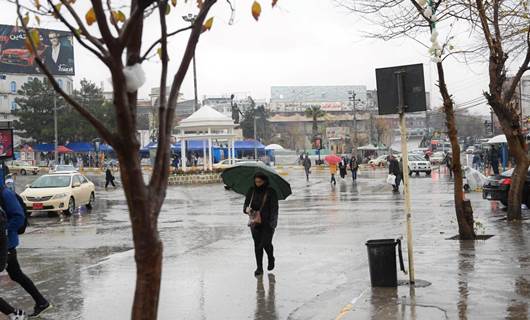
[32,143,55,153]
[66,142,94,153]
[265,144,284,151]
[487,135,507,144]
[99,144,114,152]
[358,145,379,151]
[235,140,265,150]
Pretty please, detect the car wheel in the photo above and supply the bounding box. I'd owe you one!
[20,169,27,175]
[408,169,413,176]
[86,192,95,210]
[426,170,432,176]
[64,197,75,215]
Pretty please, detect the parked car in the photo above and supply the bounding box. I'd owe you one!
[6,160,39,175]
[482,167,530,207]
[51,164,77,173]
[407,154,432,176]
[21,173,96,215]
[213,159,246,169]
[368,155,388,167]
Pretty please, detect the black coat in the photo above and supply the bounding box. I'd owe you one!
[388,158,401,176]
[243,186,279,229]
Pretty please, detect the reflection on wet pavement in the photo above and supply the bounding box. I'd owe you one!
[0,168,528,319]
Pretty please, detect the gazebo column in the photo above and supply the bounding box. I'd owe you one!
[231,139,236,163]
[208,138,213,171]
[202,140,207,171]
[181,138,187,171]
[228,138,233,164]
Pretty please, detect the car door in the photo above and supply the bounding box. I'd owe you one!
[71,175,85,204]
[80,175,92,204]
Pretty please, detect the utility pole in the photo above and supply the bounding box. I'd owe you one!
[254,114,257,160]
[54,94,58,163]
[349,90,360,152]
[183,13,199,111]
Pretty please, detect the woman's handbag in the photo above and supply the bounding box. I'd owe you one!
[386,174,396,186]
[247,191,268,227]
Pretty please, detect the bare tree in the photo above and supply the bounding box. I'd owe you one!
[471,0,530,220]
[338,0,476,238]
[13,0,277,318]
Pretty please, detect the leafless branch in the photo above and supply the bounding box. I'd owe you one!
[140,26,192,62]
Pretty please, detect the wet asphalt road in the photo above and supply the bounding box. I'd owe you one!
[1,167,529,320]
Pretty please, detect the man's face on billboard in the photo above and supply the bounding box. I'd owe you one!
[49,33,59,47]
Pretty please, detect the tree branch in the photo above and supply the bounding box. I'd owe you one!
[15,0,115,146]
[504,29,530,104]
[140,26,192,62]
[90,0,118,53]
[107,0,121,36]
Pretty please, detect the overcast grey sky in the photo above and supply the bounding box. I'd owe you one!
[1,0,496,114]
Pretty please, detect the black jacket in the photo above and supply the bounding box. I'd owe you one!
[244,186,279,229]
[388,158,401,176]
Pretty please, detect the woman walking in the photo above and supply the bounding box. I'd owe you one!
[244,172,279,276]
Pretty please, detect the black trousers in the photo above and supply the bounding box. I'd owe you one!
[0,249,47,315]
[251,225,275,269]
[105,178,116,188]
[330,174,336,184]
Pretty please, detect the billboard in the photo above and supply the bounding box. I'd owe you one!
[375,63,426,115]
[326,127,351,140]
[0,24,74,75]
[0,129,14,159]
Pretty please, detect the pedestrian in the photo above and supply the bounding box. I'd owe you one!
[105,167,116,189]
[472,153,480,171]
[302,154,311,181]
[329,162,337,186]
[444,152,453,178]
[0,186,52,319]
[243,172,279,276]
[299,153,304,165]
[338,159,347,179]
[349,155,359,181]
[490,146,500,175]
[424,153,430,162]
[388,155,402,192]
[5,174,15,193]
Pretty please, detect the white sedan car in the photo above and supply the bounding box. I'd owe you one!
[21,173,96,215]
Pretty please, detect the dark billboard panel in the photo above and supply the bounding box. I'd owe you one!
[0,129,14,159]
[0,24,74,75]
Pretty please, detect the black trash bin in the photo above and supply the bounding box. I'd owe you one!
[365,239,406,287]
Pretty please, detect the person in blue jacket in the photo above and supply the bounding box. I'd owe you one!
[0,187,51,319]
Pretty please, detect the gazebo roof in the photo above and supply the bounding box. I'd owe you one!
[178,105,235,129]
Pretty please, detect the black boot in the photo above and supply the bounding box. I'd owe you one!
[254,268,264,276]
[267,256,275,271]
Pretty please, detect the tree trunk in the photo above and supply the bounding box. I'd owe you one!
[436,62,476,239]
[504,132,529,221]
[117,146,164,319]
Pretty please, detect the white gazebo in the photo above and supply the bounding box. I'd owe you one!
[176,106,236,171]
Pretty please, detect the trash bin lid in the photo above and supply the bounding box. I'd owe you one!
[365,239,397,247]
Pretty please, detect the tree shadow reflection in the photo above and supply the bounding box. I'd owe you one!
[506,223,529,319]
[457,240,476,320]
[254,274,278,320]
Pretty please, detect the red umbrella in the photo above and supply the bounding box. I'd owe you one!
[324,154,342,165]
[56,145,73,154]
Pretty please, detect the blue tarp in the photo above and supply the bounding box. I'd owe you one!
[99,144,113,152]
[32,143,55,153]
[234,140,265,150]
[66,142,94,153]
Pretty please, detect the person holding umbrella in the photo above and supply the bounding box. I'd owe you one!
[221,162,291,277]
[324,154,341,186]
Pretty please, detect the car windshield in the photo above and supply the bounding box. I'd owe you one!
[55,165,75,171]
[409,155,425,161]
[501,168,530,177]
[31,175,71,188]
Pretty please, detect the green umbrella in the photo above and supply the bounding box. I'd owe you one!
[221,162,292,200]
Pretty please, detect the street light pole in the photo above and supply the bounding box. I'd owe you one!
[349,90,359,152]
[183,14,199,111]
[54,94,58,163]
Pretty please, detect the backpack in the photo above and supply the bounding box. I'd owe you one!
[0,188,29,235]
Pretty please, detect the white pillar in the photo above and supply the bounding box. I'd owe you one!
[232,139,236,163]
[208,138,213,171]
[228,139,232,164]
[202,140,207,171]
[181,138,187,171]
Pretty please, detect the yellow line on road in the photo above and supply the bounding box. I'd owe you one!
[335,303,353,320]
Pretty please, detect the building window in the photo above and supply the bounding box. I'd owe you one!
[10,101,16,111]
[9,81,16,93]
[58,79,63,89]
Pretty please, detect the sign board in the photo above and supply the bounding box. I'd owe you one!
[0,129,14,159]
[375,63,426,115]
[0,24,75,75]
[326,127,351,140]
